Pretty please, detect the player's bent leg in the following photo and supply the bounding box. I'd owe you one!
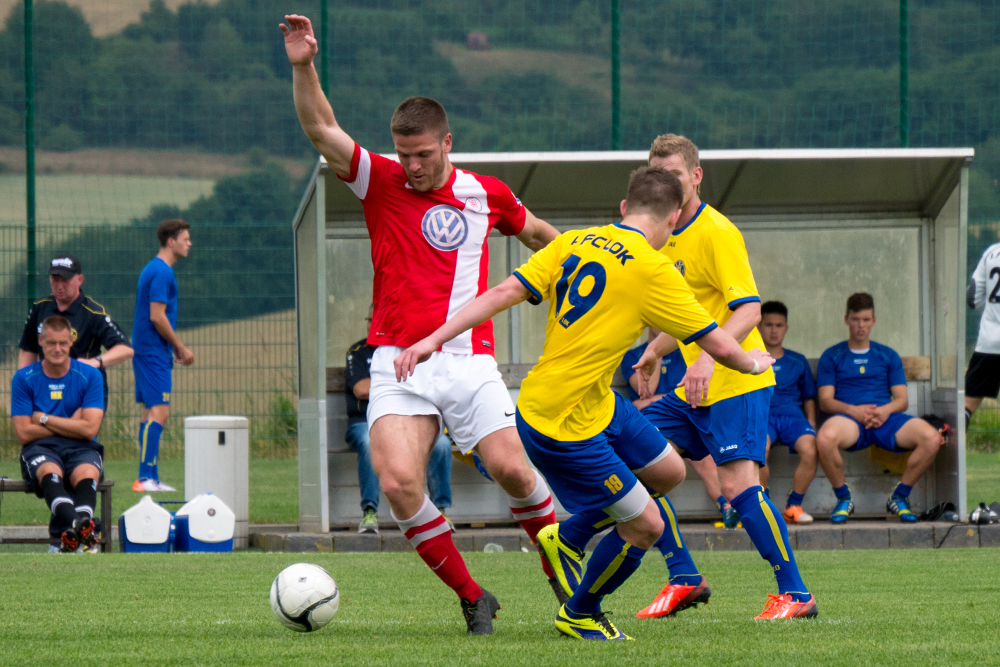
[688,454,736,526]
[893,417,943,485]
[476,427,559,588]
[784,435,817,525]
[557,488,659,641]
[885,417,942,523]
[636,491,711,619]
[816,416,860,523]
[369,414,437,518]
[476,427,536,498]
[372,414,497,633]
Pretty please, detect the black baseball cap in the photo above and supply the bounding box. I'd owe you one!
[49,254,82,279]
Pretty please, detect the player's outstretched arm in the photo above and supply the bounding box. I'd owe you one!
[280,15,355,177]
[516,208,559,251]
[394,276,530,381]
[694,327,773,376]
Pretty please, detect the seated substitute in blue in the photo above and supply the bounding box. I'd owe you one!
[758,301,818,525]
[621,340,735,525]
[11,315,105,552]
[815,293,944,524]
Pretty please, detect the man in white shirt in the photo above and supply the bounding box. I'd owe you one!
[965,242,1000,428]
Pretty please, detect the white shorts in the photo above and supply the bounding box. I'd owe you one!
[367,346,515,454]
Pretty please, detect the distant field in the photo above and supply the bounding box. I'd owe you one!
[0,0,221,38]
[0,174,215,227]
[435,41,624,98]
[0,146,313,181]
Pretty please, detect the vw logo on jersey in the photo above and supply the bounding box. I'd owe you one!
[674,259,686,276]
[422,205,469,251]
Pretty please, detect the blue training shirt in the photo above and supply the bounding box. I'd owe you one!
[769,348,816,416]
[620,343,687,401]
[11,360,104,418]
[132,257,178,357]
[817,341,906,406]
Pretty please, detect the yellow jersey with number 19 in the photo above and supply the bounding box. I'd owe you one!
[662,202,775,405]
[513,222,718,441]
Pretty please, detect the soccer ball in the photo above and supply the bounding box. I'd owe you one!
[270,563,340,632]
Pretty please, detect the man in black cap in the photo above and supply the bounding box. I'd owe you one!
[17,254,134,551]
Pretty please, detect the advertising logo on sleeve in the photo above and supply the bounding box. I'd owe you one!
[421,205,469,251]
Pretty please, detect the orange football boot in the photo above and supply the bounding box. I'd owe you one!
[754,593,818,620]
[635,576,711,618]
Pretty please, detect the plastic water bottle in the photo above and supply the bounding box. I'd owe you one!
[483,542,503,553]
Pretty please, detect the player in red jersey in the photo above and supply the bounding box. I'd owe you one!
[282,15,562,635]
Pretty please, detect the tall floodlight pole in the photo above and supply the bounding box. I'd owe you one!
[25,0,36,308]
[319,0,329,95]
[611,0,621,150]
[899,0,909,147]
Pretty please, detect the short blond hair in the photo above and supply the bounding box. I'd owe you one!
[648,134,700,170]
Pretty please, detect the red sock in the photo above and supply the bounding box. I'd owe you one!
[508,470,558,579]
[396,496,483,601]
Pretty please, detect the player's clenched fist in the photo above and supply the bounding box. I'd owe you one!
[280,15,318,66]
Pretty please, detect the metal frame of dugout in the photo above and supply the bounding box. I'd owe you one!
[293,147,972,533]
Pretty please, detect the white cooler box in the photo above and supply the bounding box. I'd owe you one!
[174,493,235,552]
[119,496,172,553]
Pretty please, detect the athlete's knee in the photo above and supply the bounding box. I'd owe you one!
[797,437,818,464]
[489,458,535,496]
[639,452,685,494]
[815,427,841,453]
[376,467,421,504]
[622,509,663,549]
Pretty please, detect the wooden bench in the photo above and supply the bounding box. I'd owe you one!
[0,478,114,553]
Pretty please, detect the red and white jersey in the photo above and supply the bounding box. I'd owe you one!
[339,143,526,355]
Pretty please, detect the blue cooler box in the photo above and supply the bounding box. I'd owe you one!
[173,493,235,552]
[119,495,172,553]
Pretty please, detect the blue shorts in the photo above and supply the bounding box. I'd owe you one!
[841,412,914,453]
[133,354,172,408]
[515,393,665,517]
[641,388,772,465]
[767,411,816,453]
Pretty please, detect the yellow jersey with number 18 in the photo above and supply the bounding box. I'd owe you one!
[662,202,774,405]
[513,222,718,441]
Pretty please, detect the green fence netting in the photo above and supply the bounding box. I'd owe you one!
[0,0,997,461]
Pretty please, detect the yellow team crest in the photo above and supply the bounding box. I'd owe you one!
[50,390,62,400]
[860,366,866,374]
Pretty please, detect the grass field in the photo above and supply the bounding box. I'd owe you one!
[0,549,997,665]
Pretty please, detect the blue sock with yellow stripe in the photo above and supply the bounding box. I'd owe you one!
[140,421,164,481]
[566,528,646,617]
[730,485,809,602]
[559,509,614,553]
[138,422,152,480]
[652,494,701,586]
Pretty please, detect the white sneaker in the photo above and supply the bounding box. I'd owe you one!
[152,480,177,492]
[133,479,160,492]
[48,544,61,554]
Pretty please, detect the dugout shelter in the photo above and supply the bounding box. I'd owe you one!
[293,148,972,532]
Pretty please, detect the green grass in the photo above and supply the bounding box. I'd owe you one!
[0,459,298,526]
[966,451,1000,507]
[0,549,997,665]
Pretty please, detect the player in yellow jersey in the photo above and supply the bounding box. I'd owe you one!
[395,167,775,640]
[611,134,814,620]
